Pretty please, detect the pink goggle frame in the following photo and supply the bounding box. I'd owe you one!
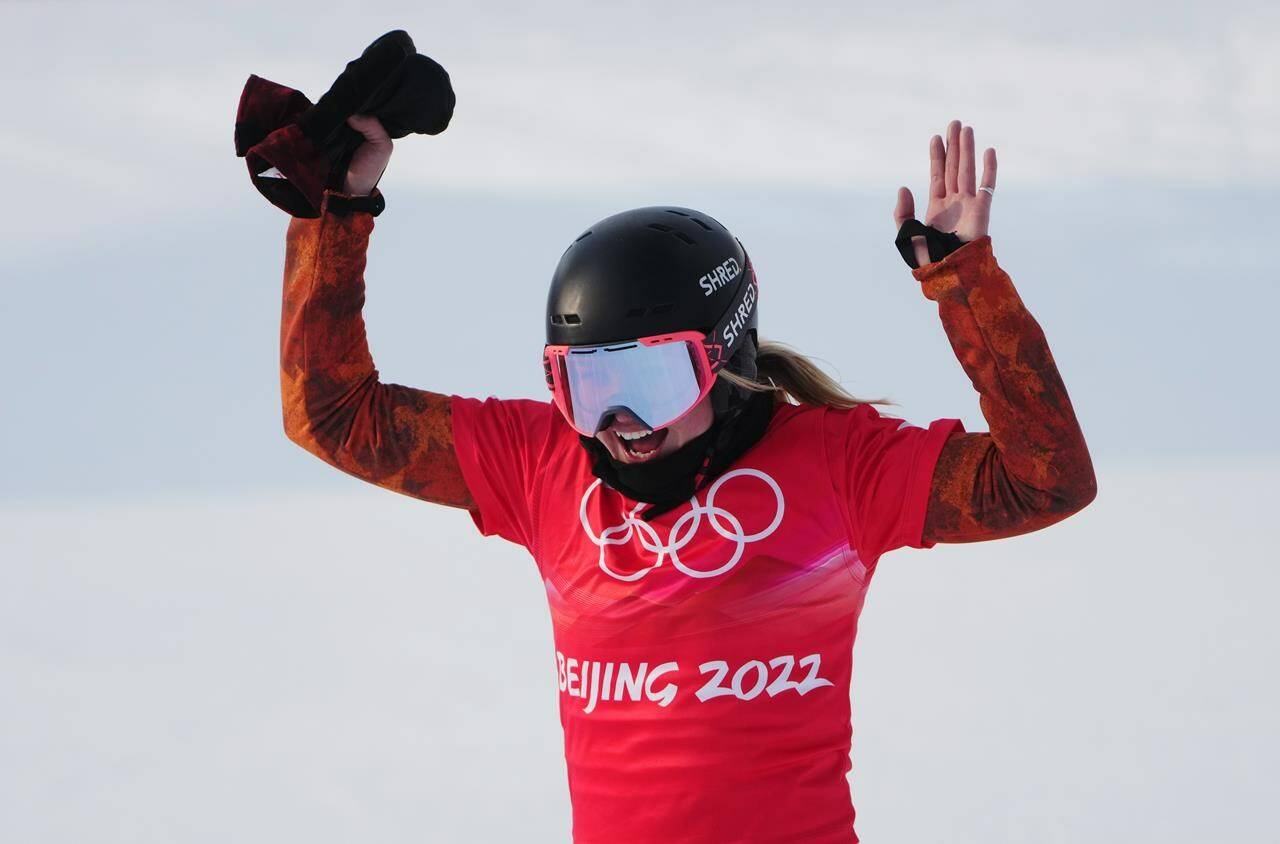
[542,330,726,436]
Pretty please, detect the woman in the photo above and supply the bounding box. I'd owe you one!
[279,115,1096,843]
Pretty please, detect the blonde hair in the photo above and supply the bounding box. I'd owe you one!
[718,339,892,409]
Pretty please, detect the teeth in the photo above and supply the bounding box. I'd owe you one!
[617,429,653,441]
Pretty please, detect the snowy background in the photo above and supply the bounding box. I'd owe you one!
[2,1,1277,841]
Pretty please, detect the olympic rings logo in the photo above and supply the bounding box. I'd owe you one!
[578,468,785,582]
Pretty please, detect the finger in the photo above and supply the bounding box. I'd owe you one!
[929,135,946,199]
[347,113,390,142]
[893,186,916,227]
[944,119,961,195]
[959,126,976,195]
[980,147,997,193]
[912,236,930,268]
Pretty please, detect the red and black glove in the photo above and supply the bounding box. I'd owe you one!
[234,29,454,217]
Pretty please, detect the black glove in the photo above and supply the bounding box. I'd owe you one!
[234,30,455,217]
[894,218,965,269]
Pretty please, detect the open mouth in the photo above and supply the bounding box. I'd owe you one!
[611,427,669,462]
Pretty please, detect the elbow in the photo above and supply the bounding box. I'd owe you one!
[1075,468,1099,513]
[283,418,305,448]
[282,417,343,469]
[280,374,381,469]
[282,415,315,454]
[281,400,325,458]
[1045,463,1098,521]
[281,378,309,449]
[281,395,363,467]
[1001,461,1096,535]
[280,382,331,457]
[1061,445,1099,516]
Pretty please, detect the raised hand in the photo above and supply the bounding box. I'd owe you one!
[893,119,997,267]
[342,113,394,196]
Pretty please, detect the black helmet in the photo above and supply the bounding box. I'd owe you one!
[546,206,758,357]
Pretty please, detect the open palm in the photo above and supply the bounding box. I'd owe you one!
[893,119,997,266]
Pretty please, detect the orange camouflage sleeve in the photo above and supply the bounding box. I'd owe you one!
[279,190,475,509]
[915,235,1097,543]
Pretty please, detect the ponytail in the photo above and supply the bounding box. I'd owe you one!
[718,339,892,410]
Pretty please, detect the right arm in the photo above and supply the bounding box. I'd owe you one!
[279,116,474,509]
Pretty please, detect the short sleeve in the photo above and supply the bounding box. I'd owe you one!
[824,403,964,563]
[450,395,557,551]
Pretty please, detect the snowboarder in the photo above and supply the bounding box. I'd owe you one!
[273,99,1096,841]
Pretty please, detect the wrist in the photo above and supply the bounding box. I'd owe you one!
[912,235,993,289]
[341,178,372,197]
[322,186,386,218]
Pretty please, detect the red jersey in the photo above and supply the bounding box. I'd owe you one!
[451,395,963,843]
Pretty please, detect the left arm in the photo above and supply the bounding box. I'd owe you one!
[896,120,1097,544]
[918,236,1096,543]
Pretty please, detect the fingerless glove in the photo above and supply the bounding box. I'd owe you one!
[894,219,965,269]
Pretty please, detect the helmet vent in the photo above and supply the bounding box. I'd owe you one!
[574,229,593,243]
[625,307,646,318]
[650,302,675,315]
[689,217,713,232]
[646,222,695,246]
[551,313,581,325]
[664,209,689,217]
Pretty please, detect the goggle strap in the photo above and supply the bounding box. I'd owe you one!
[704,253,759,373]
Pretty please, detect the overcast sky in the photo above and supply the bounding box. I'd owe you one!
[4,0,1277,209]
[2,2,1276,842]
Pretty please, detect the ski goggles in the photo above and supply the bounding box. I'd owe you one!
[542,264,758,436]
